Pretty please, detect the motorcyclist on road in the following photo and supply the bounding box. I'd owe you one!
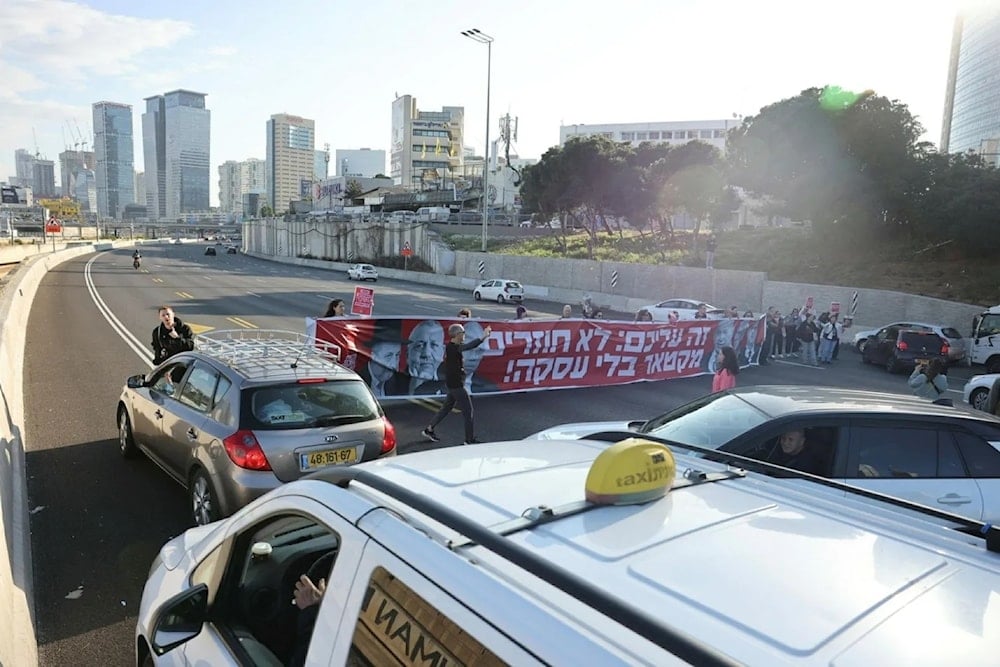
[132,249,142,269]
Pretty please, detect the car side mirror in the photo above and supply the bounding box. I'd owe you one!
[126,374,146,389]
[150,584,208,656]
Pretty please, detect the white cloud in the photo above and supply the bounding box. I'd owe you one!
[0,0,193,85]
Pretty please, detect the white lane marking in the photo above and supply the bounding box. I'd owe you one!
[410,303,446,312]
[246,291,261,298]
[315,294,330,300]
[772,358,825,369]
[203,275,212,280]
[85,255,154,367]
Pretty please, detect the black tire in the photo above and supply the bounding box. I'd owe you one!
[474,292,482,301]
[497,294,505,304]
[118,408,137,458]
[971,387,991,411]
[189,468,221,526]
[856,338,868,354]
[987,356,1000,374]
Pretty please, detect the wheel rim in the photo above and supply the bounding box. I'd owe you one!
[858,340,867,354]
[972,389,990,411]
[118,412,130,453]
[497,295,504,304]
[192,474,214,525]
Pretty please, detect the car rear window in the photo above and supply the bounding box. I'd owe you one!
[900,331,944,350]
[941,327,962,339]
[505,281,522,289]
[243,380,380,430]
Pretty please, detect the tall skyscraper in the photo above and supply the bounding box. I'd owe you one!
[32,159,56,198]
[390,95,464,189]
[14,149,35,188]
[143,90,210,220]
[134,171,146,210]
[941,6,1000,165]
[59,149,95,201]
[265,113,315,213]
[218,158,265,214]
[93,101,136,218]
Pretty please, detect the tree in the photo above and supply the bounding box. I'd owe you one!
[259,205,273,217]
[727,86,925,239]
[344,180,364,200]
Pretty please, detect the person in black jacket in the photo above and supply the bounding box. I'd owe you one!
[422,322,492,445]
[151,305,195,364]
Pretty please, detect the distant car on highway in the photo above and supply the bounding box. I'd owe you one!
[474,278,524,303]
[640,298,722,321]
[116,331,396,525]
[204,246,216,256]
[226,245,238,254]
[347,263,378,281]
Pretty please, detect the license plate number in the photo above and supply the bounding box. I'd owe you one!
[300,447,357,470]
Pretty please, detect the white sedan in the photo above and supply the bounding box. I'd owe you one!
[640,298,720,321]
[346,263,378,281]
[964,373,1000,411]
[474,278,524,303]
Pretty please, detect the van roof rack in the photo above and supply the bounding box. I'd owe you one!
[320,466,742,667]
[195,329,345,379]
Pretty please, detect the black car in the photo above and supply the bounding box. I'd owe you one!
[226,246,238,254]
[205,246,217,256]
[862,327,950,373]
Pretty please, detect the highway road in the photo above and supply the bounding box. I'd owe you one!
[21,243,977,665]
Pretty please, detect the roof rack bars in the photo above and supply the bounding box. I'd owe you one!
[320,467,743,667]
[195,329,343,378]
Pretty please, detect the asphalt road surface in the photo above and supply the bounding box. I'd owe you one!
[21,243,979,665]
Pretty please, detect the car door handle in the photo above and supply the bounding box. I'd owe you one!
[937,494,973,505]
[186,428,198,441]
[154,410,163,419]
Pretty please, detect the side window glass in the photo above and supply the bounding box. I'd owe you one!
[954,431,1000,478]
[210,376,235,426]
[937,433,967,478]
[348,566,505,666]
[178,363,219,413]
[150,361,190,397]
[851,426,937,478]
[218,513,341,666]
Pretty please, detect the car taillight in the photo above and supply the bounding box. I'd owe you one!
[297,378,327,384]
[222,430,272,470]
[380,416,397,454]
[941,343,950,356]
[897,341,908,351]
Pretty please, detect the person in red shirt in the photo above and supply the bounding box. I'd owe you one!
[712,346,739,392]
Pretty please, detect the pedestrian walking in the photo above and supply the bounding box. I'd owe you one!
[422,323,493,445]
[705,233,718,269]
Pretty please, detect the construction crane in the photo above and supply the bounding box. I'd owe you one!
[73,118,88,153]
[32,127,41,158]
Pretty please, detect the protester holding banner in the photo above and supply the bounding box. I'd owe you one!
[422,323,493,445]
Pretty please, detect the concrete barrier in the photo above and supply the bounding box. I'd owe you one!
[0,242,131,667]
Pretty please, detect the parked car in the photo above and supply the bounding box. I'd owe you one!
[853,321,967,363]
[116,330,396,526]
[204,246,216,256]
[473,278,524,303]
[640,298,722,321]
[226,245,238,254]
[525,385,1000,523]
[861,327,951,373]
[346,263,378,281]
[136,426,1000,666]
[964,373,1000,411]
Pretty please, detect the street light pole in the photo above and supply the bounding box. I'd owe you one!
[461,28,493,252]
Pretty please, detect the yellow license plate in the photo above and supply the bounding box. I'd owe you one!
[300,447,357,470]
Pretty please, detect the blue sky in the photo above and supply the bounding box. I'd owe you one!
[0,0,970,206]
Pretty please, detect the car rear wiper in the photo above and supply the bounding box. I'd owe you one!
[313,414,369,427]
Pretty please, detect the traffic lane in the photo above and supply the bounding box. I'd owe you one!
[24,254,190,666]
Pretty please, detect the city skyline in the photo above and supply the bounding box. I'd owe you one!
[0,0,982,207]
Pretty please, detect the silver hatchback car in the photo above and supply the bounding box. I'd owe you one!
[116,330,397,525]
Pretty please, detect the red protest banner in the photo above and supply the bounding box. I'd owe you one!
[351,286,375,316]
[830,301,841,314]
[307,316,765,399]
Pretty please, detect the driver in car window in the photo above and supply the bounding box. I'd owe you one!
[768,429,829,476]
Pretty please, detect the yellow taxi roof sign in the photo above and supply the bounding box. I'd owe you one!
[585,438,676,506]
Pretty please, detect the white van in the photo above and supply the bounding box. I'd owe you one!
[137,437,1000,665]
[416,206,451,223]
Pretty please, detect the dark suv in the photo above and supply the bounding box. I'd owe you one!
[862,326,950,373]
